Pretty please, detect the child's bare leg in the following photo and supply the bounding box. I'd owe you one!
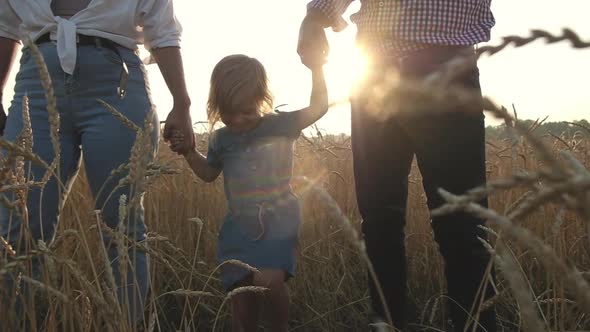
[231,292,260,332]
[231,276,260,332]
[253,269,290,332]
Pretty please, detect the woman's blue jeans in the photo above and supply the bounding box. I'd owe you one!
[0,41,159,324]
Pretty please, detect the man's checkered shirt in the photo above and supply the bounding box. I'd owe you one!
[308,0,495,57]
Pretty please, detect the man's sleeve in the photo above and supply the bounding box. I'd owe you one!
[306,0,354,32]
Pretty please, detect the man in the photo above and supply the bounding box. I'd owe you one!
[298,1,497,331]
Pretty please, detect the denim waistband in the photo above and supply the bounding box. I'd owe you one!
[35,33,131,99]
[35,33,125,51]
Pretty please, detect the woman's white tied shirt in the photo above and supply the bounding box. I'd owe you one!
[0,0,182,74]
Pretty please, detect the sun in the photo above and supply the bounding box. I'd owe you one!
[323,45,369,104]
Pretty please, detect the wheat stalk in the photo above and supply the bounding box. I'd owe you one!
[435,189,590,316]
[128,109,156,210]
[17,95,33,153]
[212,286,269,332]
[495,243,547,331]
[0,139,49,169]
[97,99,140,132]
[1,235,16,257]
[93,210,121,319]
[158,289,215,299]
[37,240,58,286]
[26,40,61,185]
[21,275,70,303]
[294,175,395,329]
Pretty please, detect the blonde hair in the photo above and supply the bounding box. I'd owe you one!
[206,54,273,129]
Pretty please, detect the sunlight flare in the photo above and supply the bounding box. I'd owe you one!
[324,46,369,103]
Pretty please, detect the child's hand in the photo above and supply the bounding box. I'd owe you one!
[170,129,190,155]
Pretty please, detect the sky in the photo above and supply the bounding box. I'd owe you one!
[3,0,590,134]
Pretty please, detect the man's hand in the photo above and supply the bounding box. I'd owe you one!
[297,13,330,69]
[0,102,6,136]
[163,104,194,155]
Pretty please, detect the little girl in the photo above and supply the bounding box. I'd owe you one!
[172,54,327,331]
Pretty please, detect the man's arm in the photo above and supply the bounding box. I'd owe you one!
[298,0,353,68]
[0,37,18,135]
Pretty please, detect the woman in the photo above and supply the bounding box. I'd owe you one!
[0,0,193,324]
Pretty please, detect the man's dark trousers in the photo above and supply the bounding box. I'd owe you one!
[351,45,497,332]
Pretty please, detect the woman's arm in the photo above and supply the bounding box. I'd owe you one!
[0,37,18,135]
[140,0,193,153]
[151,46,195,154]
[0,37,17,95]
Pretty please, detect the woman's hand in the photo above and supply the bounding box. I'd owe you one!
[163,104,194,155]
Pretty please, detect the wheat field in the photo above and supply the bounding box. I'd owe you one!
[1,30,590,331]
[2,128,589,331]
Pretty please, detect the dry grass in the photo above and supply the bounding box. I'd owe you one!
[4,130,588,331]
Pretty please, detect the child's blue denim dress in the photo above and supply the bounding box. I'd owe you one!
[207,110,306,289]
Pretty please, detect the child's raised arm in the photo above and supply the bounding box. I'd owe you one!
[296,65,329,129]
